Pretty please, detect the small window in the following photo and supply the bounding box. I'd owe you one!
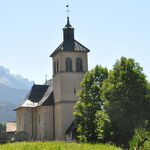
[66,58,72,72]
[57,60,59,73]
[76,58,83,72]
[54,61,56,74]
[74,87,76,94]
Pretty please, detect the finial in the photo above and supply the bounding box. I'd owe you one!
[65,4,72,27]
[66,4,70,18]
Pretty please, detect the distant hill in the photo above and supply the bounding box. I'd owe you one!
[0,66,34,122]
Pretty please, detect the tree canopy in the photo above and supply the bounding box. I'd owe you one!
[102,57,150,146]
[74,65,108,142]
[74,57,150,147]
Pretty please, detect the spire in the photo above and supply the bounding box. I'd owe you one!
[63,16,74,41]
[65,17,71,28]
[62,5,75,50]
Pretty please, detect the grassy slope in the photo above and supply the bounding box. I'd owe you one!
[0,142,122,150]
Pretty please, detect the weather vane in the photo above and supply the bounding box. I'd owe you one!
[66,4,70,17]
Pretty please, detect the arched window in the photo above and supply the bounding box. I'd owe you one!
[66,58,72,72]
[54,61,56,74]
[57,60,59,73]
[76,58,83,72]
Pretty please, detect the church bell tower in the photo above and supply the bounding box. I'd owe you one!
[50,16,90,140]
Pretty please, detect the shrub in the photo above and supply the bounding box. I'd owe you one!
[129,127,150,150]
[15,131,29,141]
[0,133,7,144]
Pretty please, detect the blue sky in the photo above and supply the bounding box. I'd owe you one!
[0,0,150,84]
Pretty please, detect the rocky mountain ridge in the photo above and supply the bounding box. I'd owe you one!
[0,66,34,122]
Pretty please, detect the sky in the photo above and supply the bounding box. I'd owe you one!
[0,0,150,84]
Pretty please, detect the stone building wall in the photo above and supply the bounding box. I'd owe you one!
[54,103,61,140]
[16,107,33,139]
[16,108,24,132]
[36,106,54,140]
[36,106,44,140]
[53,51,88,140]
[32,108,37,140]
[53,51,88,103]
[43,106,54,140]
[54,102,76,140]
[23,108,33,139]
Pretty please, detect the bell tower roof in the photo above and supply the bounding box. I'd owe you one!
[63,17,75,42]
[50,16,90,57]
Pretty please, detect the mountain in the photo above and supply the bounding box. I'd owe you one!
[0,66,33,90]
[0,66,34,122]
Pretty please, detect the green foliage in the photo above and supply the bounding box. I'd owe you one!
[95,110,111,142]
[0,123,6,135]
[15,131,29,141]
[74,57,150,147]
[74,65,108,142]
[129,124,150,150]
[0,142,122,150]
[102,57,150,146]
[0,123,6,142]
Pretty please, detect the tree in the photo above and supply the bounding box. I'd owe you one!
[102,57,150,146]
[95,110,111,142]
[129,121,150,150]
[0,123,6,135]
[0,123,6,143]
[74,65,108,142]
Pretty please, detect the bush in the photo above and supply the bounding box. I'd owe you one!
[129,127,150,150]
[0,133,7,144]
[15,131,29,141]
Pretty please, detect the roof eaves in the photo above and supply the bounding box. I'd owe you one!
[74,40,90,52]
[50,42,64,57]
[37,80,53,106]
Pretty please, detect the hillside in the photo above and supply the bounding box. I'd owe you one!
[0,66,33,122]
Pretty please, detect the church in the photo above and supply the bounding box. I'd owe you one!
[15,16,90,141]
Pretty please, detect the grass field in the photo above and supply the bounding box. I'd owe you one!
[0,141,122,150]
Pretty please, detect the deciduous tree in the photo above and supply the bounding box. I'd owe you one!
[74,65,108,142]
[102,57,150,146]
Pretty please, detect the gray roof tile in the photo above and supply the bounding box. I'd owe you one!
[15,79,54,110]
[50,40,90,57]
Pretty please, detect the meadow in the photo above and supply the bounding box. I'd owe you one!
[0,141,122,150]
